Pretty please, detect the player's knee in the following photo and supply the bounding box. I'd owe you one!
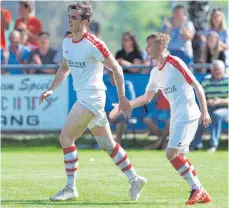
[143,117,151,123]
[59,133,73,147]
[165,148,179,161]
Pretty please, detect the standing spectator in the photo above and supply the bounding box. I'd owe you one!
[161,5,195,65]
[1,1,12,49]
[27,32,58,74]
[1,30,31,74]
[53,31,72,65]
[104,69,136,144]
[14,1,42,46]
[188,1,210,64]
[201,8,229,67]
[144,90,170,150]
[192,60,228,152]
[89,20,101,38]
[115,31,143,73]
[202,32,226,72]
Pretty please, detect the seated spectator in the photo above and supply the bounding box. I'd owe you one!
[143,90,170,150]
[1,2,12,49]
[161,4,195,65]
[104,69,136,144]
[1,30,31,74]
[27,32,58,74]
[14,1,42,46]
[202,32,226,72]
[115,31,143,73]
[201,8,229,67]
[17,28,37,51]
[192,60,228,153]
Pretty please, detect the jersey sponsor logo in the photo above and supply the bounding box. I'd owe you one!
[66,60,86,68]
[163,85,177,94]
[65,51,68,53]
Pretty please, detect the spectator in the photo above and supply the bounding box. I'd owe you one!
[143,90,170,150]
[115,31,143,73]
[53,31,72,65]
[89,20,101,38]
[161,4,195,65]
[1,1,12,49]
[1,30,31,74]
[202,32,226,72]
[27,32,58,74]
[192,60,228,153]
[201,8,229,67]
[14,1,42,47]
[17,28,36,51]
[104,69,136,144]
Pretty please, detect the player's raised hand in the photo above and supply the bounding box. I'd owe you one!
[39,90,53,104]
[118,96,132,119]
[200,111,211,128]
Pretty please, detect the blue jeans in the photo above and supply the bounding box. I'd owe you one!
[192,106,228,149]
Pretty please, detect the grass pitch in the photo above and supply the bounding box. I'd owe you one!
[1,147,228,208]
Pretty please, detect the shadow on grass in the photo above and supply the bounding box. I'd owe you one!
[1,135,228,151]
[1,200,169,206]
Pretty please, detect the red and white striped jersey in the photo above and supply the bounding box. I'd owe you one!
[146,55,201,122]
[62,32,110,91]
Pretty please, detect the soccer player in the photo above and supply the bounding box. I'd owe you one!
[39,2,146,201]
[110,33,212,205]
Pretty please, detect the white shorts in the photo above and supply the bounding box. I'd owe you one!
[76,89,109,129]
[167,118,199,154]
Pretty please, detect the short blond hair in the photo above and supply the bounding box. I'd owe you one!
[147,32,170,49]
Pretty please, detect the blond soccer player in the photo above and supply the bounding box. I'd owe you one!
[39,2,146,202]
[110,33,212,205]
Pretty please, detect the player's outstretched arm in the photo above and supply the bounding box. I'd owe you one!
[103,55,131,119]
[191,80,211,128]
[39,57,70,104]
[109,91,155,121]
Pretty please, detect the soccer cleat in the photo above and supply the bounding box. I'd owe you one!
[129,176,147,201]
[50,185,78,201]
[185,188,211,205]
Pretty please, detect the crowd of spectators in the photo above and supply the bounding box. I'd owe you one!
[1,2,228,151]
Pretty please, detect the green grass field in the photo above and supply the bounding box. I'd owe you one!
[1,147,228,208]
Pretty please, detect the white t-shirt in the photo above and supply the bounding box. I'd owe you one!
[146,55,201,122]
[62,32,110,91]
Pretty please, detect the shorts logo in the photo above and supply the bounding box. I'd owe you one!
[163,85,177,94]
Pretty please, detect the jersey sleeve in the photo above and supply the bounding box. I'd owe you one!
[169,56,197,84]
[91,39,111,61]
[145,67,160,92]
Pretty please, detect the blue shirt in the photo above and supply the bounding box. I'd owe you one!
[1,44,31,74]
[104,77,136,112]
[161,21,195,58]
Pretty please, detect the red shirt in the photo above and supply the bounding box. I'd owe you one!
[157,92,170,110]
[14,16,42,46]
[1,9,12,49]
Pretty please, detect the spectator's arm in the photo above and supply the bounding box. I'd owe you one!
[181,21,195,41]
[219,98,229,106]
[1,10,11,30]
[181,27,195,40]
